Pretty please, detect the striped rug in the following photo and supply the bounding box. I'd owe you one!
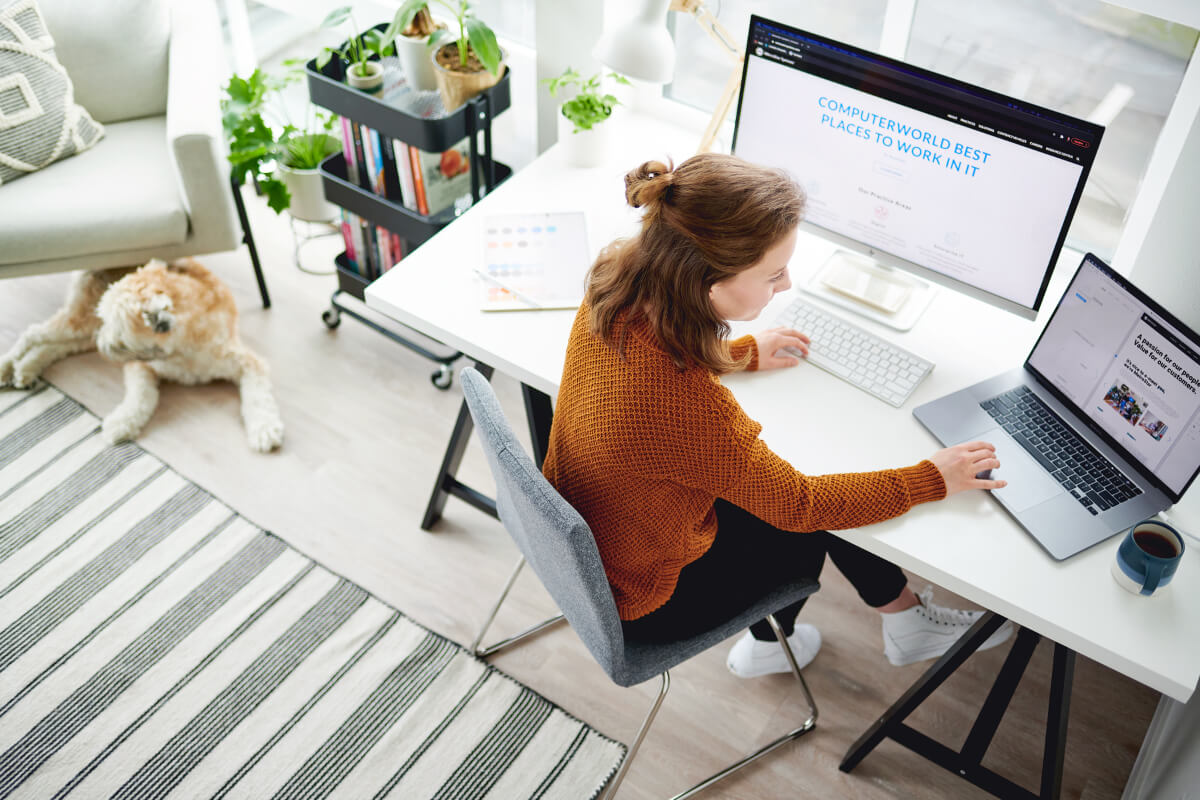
[0,385,625,799]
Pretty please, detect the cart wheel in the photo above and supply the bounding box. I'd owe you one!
[431,365,453,390]
[321,308,341,329]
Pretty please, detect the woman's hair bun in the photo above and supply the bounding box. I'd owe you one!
[624,159,676,209]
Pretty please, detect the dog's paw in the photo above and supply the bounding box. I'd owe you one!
[8,358,42,389]
[101,413,142,444]
[246,417,284,453]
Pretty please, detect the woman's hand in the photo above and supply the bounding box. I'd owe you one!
[930,441,1008,496]
[752,327,811,370]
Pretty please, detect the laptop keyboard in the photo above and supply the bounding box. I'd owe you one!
[980,386,1141,515]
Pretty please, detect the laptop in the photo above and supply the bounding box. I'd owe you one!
[914,253,1200,560]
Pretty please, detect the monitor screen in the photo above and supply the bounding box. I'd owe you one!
[731,16,1104,318]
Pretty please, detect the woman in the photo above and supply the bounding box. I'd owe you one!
[542,154,1012,676]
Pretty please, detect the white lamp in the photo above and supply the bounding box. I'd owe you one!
[593,0,744,153]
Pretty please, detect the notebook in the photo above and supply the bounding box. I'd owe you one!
[478,212,590,311]
[913,253,1200,560]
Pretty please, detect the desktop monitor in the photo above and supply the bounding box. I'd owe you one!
[731,15,1104,327]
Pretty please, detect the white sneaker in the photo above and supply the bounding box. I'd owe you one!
[881,586,1014,667]
[726,623,821,678]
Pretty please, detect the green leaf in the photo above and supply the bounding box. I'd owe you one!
[261,178,291,215]
[388,0,426,39]
[320,6,352,28]
[428,27,455,52]
[465,18,501,75]
[362,28,383,54]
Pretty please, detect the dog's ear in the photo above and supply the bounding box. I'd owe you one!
[143,259,168,273]
[142,293,175,334]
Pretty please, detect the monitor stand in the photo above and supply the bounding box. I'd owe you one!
[802,250,937,332]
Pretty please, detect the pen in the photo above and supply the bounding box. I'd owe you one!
[473,267,543,309]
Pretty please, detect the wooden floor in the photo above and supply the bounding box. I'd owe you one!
[0,193,1157,799]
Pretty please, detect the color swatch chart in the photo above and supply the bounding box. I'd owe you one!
[479,212,590,311]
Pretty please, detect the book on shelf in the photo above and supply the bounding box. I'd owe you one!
[348,120,371,188]
[339,209,357,267]
[478,211,590,311]
[408,140,473,217]
[337,209,408,281]
[339,117,358,186]
[338,98,475,219]
[392,139,417,211]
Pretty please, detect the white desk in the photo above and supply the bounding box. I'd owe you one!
[366,109,1200,794]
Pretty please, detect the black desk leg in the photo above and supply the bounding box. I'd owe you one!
[422,363,497,530]
[420,368,554,530]
[1042,644,1075,799]
[840,612,1009,773]
[841,612,1077,800]
[230,173,271,309]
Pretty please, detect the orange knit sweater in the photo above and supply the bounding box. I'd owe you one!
[542,304,948,621]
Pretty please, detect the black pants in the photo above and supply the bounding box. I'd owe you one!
[621,499,909,643]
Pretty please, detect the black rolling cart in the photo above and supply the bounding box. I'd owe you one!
[305,48,512,389]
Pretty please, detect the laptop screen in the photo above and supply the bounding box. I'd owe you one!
[1026,254,1200,498]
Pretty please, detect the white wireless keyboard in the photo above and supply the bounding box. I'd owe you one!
[772,297,934,407]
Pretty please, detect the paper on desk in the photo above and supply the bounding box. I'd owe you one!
[479,211,590,311]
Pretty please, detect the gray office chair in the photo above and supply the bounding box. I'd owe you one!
[459,367,821,799]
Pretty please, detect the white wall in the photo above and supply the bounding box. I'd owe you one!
[1112,26,1200,330]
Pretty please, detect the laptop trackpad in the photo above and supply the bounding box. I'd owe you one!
[971,427,1062,512]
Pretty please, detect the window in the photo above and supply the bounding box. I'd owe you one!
[469,0,534,48]
[666,0,888,123]
[904,0,1196,258]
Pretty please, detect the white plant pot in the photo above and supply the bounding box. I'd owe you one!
[558,113,610,168]
[394,34,438,92]
[281,165,337,223]
[347,60,384,94]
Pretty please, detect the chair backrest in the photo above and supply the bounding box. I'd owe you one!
[460,368,624,677]
[39,0,170,123]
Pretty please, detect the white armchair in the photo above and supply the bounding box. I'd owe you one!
[0,0,270,306]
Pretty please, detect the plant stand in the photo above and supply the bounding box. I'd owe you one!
[289,217,339,276]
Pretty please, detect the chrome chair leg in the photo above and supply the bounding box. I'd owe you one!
[470,555,566,658]
[667,614,819,800]
[766,613,820,725]
[602,672,671,800]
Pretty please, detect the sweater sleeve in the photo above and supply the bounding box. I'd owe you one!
[642,370,946,532]
[721,438,946,532]
[729,335,759,372]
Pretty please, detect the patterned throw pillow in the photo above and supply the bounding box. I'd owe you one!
[0,0,103,185]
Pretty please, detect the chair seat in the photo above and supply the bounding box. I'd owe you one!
[617,576,820,687]
[0,117,188,266]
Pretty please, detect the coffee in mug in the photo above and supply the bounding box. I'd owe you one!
[1111,519,1185,596]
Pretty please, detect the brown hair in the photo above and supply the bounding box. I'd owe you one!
[586,153,804,373]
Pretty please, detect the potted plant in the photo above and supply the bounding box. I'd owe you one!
[544,68,630,167]
[386,2,441,92]
[395,0,503,111]
[315,6,392,94]
[222,62,341,222]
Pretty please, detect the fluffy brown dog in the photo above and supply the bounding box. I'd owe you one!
[0,259,284,451]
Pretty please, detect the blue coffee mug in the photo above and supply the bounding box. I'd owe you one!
[1111,519,1185,596]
